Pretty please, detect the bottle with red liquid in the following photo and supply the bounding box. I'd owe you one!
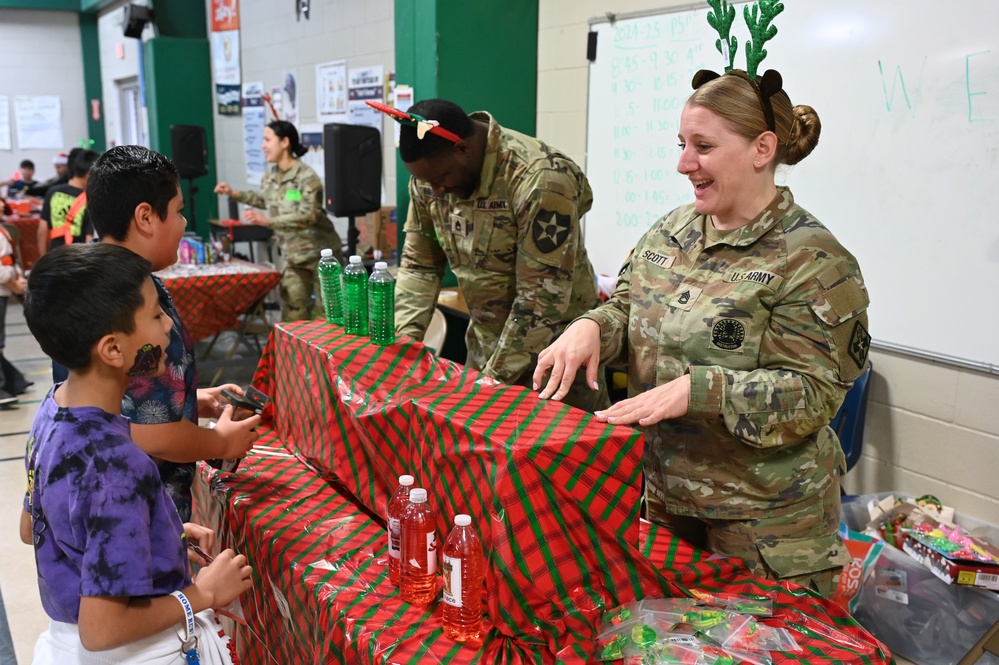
[386,474,415,586]
[399,488,438,604]
[442,514,483,641]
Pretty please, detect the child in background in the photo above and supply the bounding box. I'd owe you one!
[87,145,261,521]
[20,243,252,663]
[0,223,30,404]
[38,148,100,256]
[4,159,38,197]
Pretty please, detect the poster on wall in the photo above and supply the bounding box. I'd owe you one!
[0,96,11,151]
[14,96,63,149]
[299,123,324,183]
[280,69,299,125]
[242,81,265,185]
[211,0,241,116]
[393,85,414,147]
[316,60,348,123]
[347,65,384,133]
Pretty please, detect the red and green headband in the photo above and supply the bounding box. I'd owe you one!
[365,100,462,143]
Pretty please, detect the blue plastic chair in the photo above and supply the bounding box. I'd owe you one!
[832,365,872,473]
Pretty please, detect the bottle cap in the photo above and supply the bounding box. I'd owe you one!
[409,488,428,503]
[321,248,333,257]
[454,514,471,527]
[399,474,415,486]
[374,261,388,270]
[349,255,362,264]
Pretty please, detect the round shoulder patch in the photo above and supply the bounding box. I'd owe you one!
[532,210,571,253]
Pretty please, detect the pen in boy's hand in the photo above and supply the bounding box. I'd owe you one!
[188,542,214,564]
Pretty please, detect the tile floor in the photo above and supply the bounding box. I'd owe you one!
[0,299,919,665]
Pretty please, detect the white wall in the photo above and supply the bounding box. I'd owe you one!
[208,0,395,242]
[0,10,87,184]
[538,0,999,525]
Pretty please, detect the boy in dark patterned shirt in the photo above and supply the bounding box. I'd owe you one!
[20,243,252,659]
[86,146,261,521]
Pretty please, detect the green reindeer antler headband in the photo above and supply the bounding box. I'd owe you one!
[705,0,784,77]
[698,0,785,132]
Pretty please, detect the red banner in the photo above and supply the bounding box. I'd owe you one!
[211,0,239,32]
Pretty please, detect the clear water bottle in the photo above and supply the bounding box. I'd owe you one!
[368,261,395,345]
[442,514,484,641]
[317,248,344,325]
[399,488,437,604]
[387,474,415,586]
[342,254,368,336]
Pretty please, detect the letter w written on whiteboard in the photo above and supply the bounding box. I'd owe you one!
[877,57,927,115]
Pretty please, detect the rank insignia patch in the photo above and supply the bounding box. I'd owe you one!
[532,210,571,253]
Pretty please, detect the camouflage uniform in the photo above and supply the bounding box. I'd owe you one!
[582,188,871,596]
[232,160,341,320]
[396,112,609,412]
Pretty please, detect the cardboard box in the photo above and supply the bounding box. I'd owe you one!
[903,533,999,591]
[357,206,396,259]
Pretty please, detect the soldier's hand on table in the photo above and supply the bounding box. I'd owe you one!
[213,405,262,459]
[242,209,269,226]
[198,384,242,419]
[594,374,691,426]
[214,182,234,197]
[533,318,602,401]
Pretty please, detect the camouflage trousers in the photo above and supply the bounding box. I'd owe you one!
[280,261,322,321]
[645,477,849,599]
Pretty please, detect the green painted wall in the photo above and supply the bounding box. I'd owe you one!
[144,37,217,237]
[78,12,106,151]
[151,0,207,39]
[0,0,78,9]
[393,0,538,271]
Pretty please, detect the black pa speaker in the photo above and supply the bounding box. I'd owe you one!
[122,3,155,39]
[324,123,382,217]
[170,125,208,179]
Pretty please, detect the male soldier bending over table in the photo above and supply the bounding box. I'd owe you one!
[380,98,609,412]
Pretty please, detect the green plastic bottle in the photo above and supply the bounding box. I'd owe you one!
[317,248,344,325]
[343,255,368,336]
[368,261,395,345]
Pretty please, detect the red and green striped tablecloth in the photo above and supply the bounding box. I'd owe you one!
[200,321,892,664]
[156,260,280,341]
[193,433,890,664]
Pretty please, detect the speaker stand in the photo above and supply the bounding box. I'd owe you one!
[347,215,359,258]
[185,178,198,231]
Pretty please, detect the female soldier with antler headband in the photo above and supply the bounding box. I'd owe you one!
[534,0,871,597]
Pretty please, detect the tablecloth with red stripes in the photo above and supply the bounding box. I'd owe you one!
[191,321,892,664]
[157,261,280,341]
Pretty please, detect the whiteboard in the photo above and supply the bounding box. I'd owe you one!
[585,1,999,371]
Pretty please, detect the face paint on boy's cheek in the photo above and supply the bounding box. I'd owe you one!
[127,343,164,377]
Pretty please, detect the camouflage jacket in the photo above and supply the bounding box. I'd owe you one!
[233,160,339,265]
[583,187,871,518]
[396,112,600,385]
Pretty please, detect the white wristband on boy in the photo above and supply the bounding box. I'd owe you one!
[170,590,196,640]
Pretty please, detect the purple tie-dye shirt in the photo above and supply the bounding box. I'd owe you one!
[23,390,191,624]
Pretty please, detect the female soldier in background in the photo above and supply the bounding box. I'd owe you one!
[215,120,341,320]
